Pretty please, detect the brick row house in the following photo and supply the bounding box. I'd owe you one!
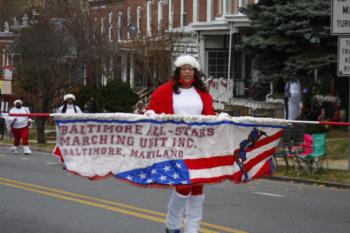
[0,14,32,111]
[2,0,270,113]
[89,0,264,110]
[0,23,14,111]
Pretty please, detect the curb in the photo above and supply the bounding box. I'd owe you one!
[267,176,350,189]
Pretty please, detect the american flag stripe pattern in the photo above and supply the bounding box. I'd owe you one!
[116,129,283,185]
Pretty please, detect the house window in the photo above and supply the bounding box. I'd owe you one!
[207,0,214,22]
[127,7,131,39]
[93,17,97,38]
[207,50,242,80]
[147,1,152,36]
[137,6,142,35]
[238,0,248,14]
[223,0,232,15]
[158,1,163,32]
[218,0,223,16]
[118,12,122,41]
[193,0,199,22]
[168,0,174,30]
[108,12,113,42]
[180,0,186,27]
[100,17,105,34]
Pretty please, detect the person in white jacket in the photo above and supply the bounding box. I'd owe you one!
[284,79,301,120]
[9,100,32,155]
[57,94,82,114]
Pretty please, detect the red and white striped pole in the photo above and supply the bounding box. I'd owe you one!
[9,113,51,118]
[284,119,350,126]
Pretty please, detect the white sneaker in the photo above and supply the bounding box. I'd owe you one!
[23,146,32,155]
[10,146,19,154]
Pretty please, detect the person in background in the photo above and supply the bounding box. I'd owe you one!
[133,102,145,114]
[284,79,301,120]
[146,54,215,233]
[83,99,97,113]
[0,112,5,140]
[332,96,341,122]
[283,84,290,120]
[57,94,82,114]
[9,100,33,155]
[102,103,111,113]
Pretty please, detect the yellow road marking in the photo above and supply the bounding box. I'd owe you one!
[0,177,165,217]
[0,177,248,233]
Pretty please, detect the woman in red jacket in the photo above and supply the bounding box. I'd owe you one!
[146,55,215,233]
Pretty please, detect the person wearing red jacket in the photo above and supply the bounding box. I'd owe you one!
[146,55,215,233]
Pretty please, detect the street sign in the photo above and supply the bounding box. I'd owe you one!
[338,37,350,76]
[332,0,350,35]
[0,66,14,80]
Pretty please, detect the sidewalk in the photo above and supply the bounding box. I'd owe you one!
[273,157,350,189]
[275,157,349,171]
[327,159,349,170]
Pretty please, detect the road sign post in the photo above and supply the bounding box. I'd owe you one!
[331,0,350,171]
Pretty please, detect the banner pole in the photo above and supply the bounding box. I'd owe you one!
[7,113,350,126]
[8,113,51,117]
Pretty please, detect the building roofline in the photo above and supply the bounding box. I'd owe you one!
[190,14,250,33]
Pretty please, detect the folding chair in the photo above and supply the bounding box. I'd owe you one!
[273,141,290,170]
[309,133,327,174]
[289,124,305,145]
[272,127,291,170]
[288,134,313,174]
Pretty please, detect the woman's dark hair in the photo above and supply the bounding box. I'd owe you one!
[61,103,78,113]
[172,67,209,94]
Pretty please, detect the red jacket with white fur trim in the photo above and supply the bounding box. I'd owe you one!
[147,80,215,115]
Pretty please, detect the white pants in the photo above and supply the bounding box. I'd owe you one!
[166,190,205,233]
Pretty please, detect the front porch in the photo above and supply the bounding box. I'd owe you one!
[207,77,284,118]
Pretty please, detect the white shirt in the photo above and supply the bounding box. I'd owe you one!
[9,107,32,129]
[173,87,203,115]
[57,104,82,114]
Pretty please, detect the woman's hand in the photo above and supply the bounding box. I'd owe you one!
[144,110,156,117]
[217,112,231,120]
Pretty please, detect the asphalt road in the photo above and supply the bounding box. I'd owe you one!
[0,146,349,233]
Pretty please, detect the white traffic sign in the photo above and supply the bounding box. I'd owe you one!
[338,37,350,76]
[332,0,350,35]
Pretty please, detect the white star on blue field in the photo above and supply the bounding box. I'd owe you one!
[116,160,190,185]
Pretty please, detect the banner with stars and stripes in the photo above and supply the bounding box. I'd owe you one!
[53,113,287,187]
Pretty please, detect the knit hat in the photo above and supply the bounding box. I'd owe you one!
[63,94,75,101]
[174,55,200,70]
[13,99,22,105]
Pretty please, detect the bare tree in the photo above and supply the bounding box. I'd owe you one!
[130,30,184,88]
[13,0,119,143]
[0,0,43,22]
[9,0,184,142]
